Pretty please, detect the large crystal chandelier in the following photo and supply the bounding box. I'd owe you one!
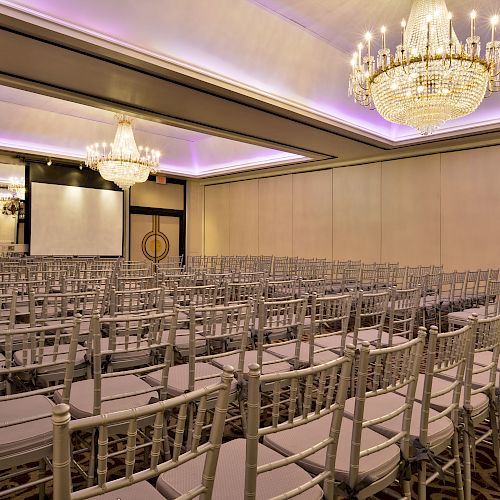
[349,0,500,135]
[7,177,25,200]
[86,114,160,190]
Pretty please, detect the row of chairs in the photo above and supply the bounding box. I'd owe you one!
[1,285,499,498]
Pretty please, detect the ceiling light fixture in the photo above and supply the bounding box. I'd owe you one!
[7,177,25,200]
[85,114,160,190]
[349,0,500,135]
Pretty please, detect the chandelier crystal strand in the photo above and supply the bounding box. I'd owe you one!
[7,177,25,200]
[85,114,160,190]
[349,0,500,135]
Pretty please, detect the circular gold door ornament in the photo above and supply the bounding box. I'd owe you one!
[141,215,169,262]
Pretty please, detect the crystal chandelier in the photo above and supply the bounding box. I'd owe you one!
[86,114,160,190]
[349,0,500,135]
[7,177,25,200]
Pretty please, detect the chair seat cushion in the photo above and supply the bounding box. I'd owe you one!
[54,374,157,419]
[0,395,53,456]
[13,343,87,372]
[263,415,400,487]
[266,342,337,366]
[88,480,164,499]
[210,350,291,375]
[397,373,489,417]
[447,307,486,323]
[98,336,152,364]
[436,360,499,390]
[156,438,323,500]
[145,362,237,397]
[356,329,408,348]
[344,392,454,450]
[313,334,345,351]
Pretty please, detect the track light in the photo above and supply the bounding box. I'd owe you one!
[46,158,52,166]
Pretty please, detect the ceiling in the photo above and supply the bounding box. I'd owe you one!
[0,85,306,177]
[0,0,499,177]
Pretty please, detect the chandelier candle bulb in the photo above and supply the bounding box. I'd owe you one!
[492,16,499,43]
[381,26,387,50]
[470,10,476,38]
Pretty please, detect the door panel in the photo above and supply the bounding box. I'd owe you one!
[130,214,179,263]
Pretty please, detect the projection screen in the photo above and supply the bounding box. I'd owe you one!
[30,182,123,256]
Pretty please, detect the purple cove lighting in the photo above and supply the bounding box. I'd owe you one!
[0,137,306,177]
[2,0,500,143]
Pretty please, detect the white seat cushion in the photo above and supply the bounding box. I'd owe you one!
[264,414,400,487]
[88,480,164,499]
[0,395,53,456]
[13,343,87,373]
[210,350,291,375]
[344,392,454,450]
[156,438,323,500]
[267,342,338,366]
[54,374,157,419]
[145,362,237,397]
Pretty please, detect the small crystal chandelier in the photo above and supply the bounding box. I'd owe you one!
[349,0,500,135]
[7,177,25,200]
[86,114,160,190]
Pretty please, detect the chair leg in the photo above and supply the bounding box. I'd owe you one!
[417,461,426,500]
[38,458,46,500]
[452,430,464,500]
[462,425,472,500]
[87,429,97,487]
[489,400,500,481]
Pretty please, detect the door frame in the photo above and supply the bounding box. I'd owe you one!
[129,206,186,261]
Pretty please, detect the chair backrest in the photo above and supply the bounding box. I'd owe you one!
[352,289,390,345]
[264,279,297,300]
[224,281,263,305]
[297,278,326,297]
[89,309,177,411]
[419,323,472,446]
[28,290,100,326]
[483,280,500,317]
[244,348,355,499]
[256,297,307,370]
[463,314,500,409]
[173,284,218,309]
[1,319,80,396]
[385,286,421,345]
[187,302,252,388]
[309,293,353,361]
[109,287,165,315]
[52,366,235,500]
[0,289,17,332]
[348,334,425,490]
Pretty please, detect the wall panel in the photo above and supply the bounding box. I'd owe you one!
[333,163,381,262]
[441,145,500,270]
[229,180,259,255]
[292,170,333,259]
[381,155,441,266]
[258,175,293,256]
[131,180,184,210]
[204,183,230,255]
[187,181,204,256]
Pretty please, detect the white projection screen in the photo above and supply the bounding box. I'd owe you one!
[30,182,123,256]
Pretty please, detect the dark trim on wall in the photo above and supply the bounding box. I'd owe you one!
[24,162,30,247]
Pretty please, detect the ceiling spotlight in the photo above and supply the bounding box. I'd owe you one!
[46,158,52,166]
[79,164,83,170]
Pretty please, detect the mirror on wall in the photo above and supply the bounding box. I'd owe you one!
[0,163,25,246]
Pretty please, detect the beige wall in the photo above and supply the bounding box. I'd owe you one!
[189,144,500,270]
[130,180,184,210]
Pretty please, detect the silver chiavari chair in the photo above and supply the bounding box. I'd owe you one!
[52,366,235,500]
